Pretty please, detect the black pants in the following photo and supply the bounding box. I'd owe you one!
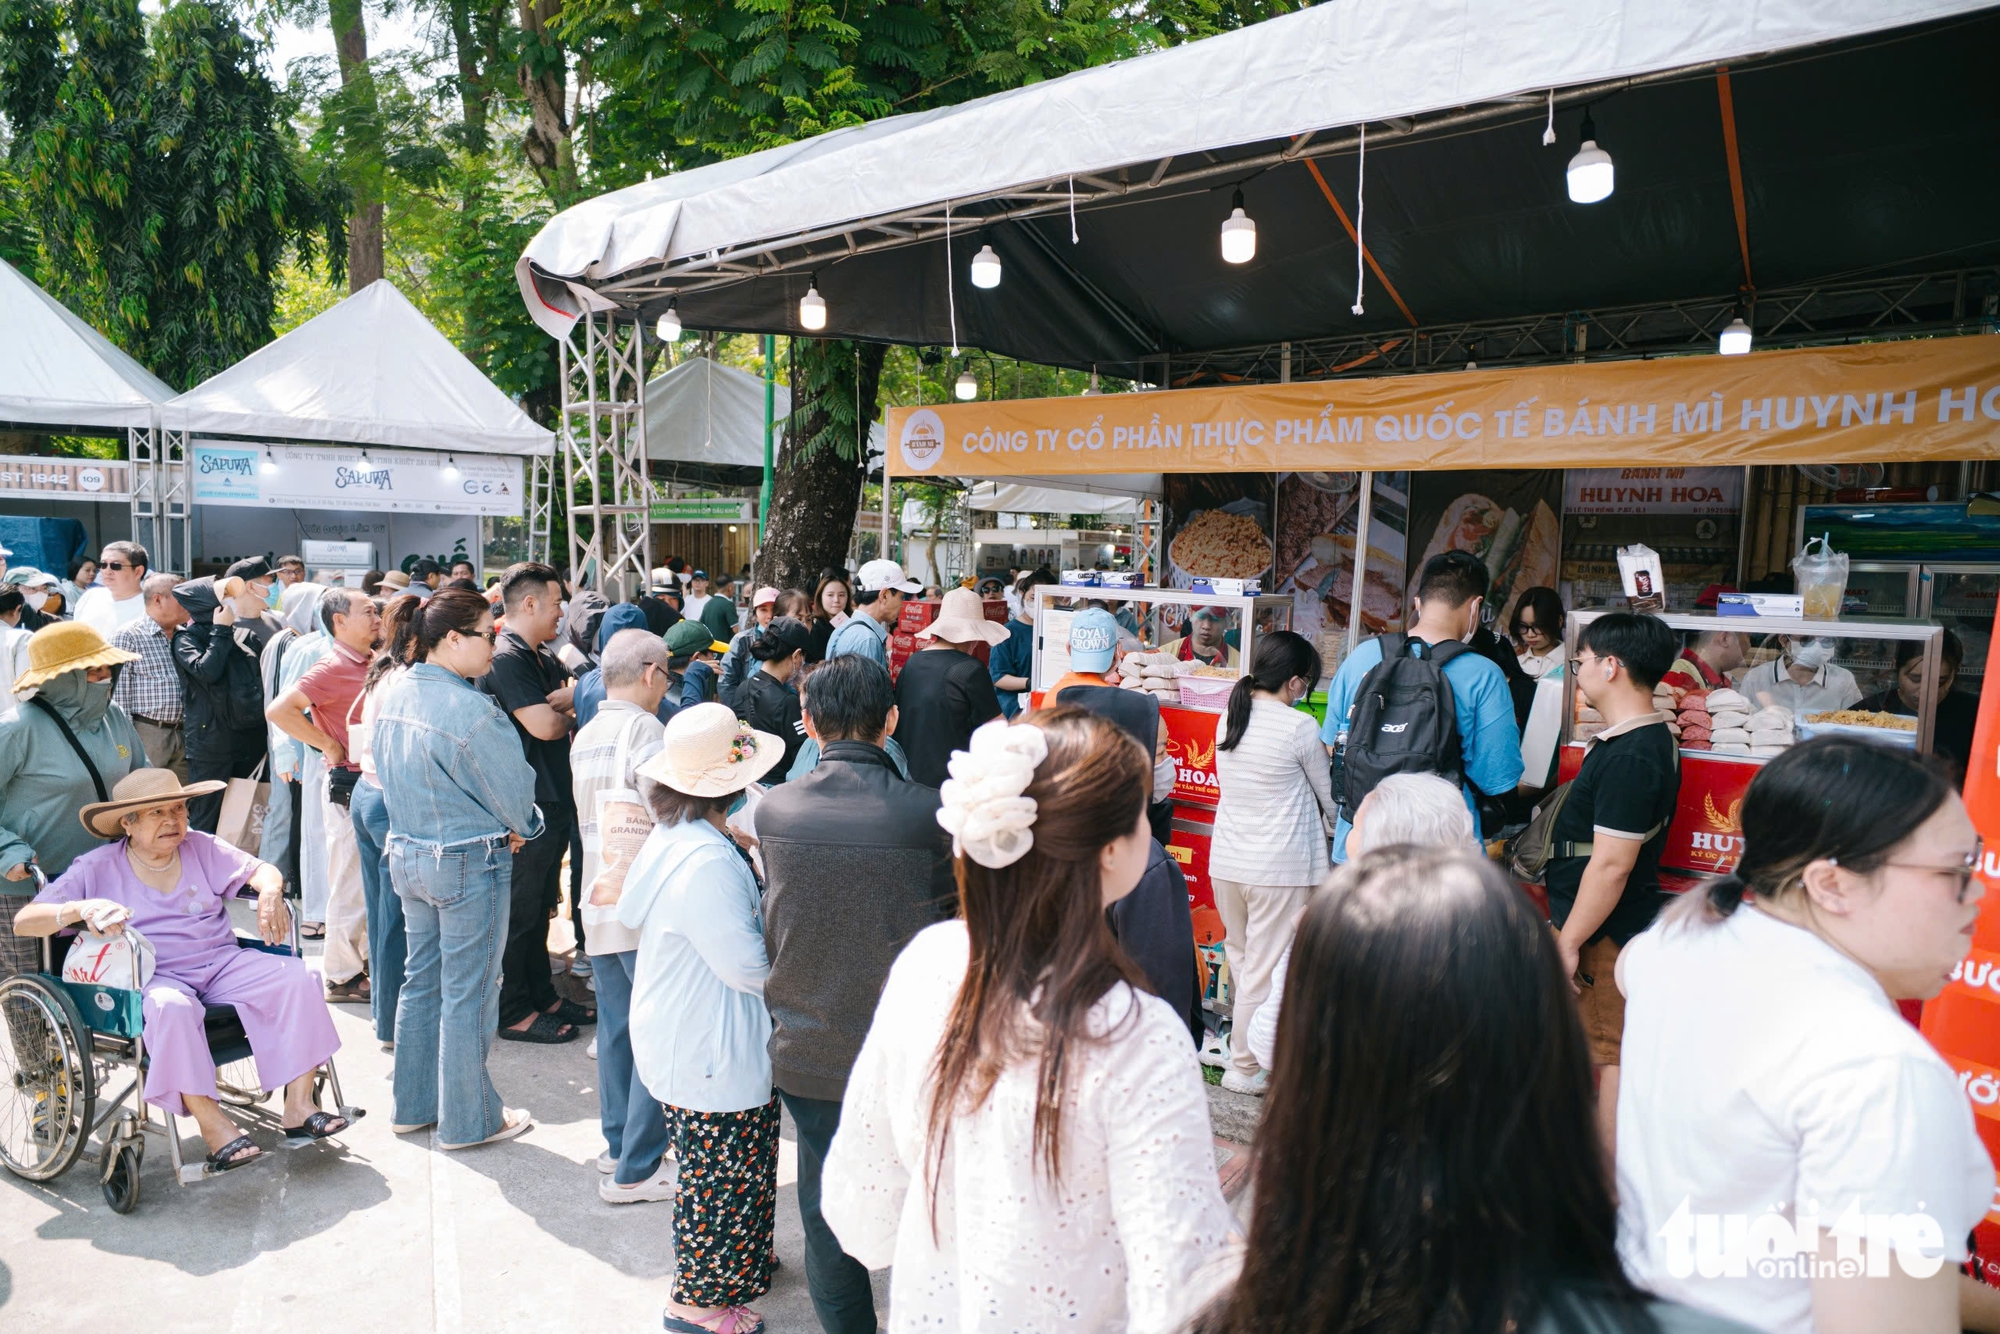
[184,730,266,834]
[499,803,572,1028]
[780,1089,877,1334]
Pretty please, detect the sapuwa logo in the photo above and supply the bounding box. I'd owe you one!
[900,409,945,473]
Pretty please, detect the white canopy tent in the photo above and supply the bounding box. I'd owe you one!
[646,355,883,475]
[963,477,1158,515]
[0,257,174,430]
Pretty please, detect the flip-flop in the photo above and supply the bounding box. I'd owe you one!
[662,1306,763,1334]
[499,1012,576,1044]
[282,1111,351,1145]
[206,1134,262,1172]
[300,923,326,939]
[439,1108,532,1151]
[550,998,596,1026]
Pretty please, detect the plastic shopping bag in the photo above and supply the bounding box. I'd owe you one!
[1791,534,1850,620]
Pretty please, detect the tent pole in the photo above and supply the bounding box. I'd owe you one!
[759,335,775,538]
[1345,472,1374,661]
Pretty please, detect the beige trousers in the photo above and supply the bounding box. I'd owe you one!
[131,717,187,782]
[1211,877,1309,1077]
[320,770,369,985]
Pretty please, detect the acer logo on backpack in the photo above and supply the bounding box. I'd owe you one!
[1380,722,1409,734]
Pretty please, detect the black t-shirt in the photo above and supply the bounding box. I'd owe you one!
[894,647,1004,788]
[1862,685,1979,784]
[478,629,573,807]
[1545,718,1681,946]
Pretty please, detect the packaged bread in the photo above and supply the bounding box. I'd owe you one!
[1680,724,1713,743]
[1706,688,1749,713]
[1679,739,1712,751]
[1711,727,1752,746]
[1679,691,1709,710]
[1678,709,1713,730]
[1748,729,1793,748]
[1743,706,1793,734]
[1712,742,1752,754]
[1749,745,1788,758]
[1710,709,1750,731]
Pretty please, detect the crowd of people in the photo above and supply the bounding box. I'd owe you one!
[0,537,1994,1334]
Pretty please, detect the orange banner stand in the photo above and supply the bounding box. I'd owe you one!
[1920,609,2000,1274]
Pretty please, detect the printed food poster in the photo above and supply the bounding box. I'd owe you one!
[1163,474,1275,589]
[1274,472,1409,664]
[1406,470,1564,628]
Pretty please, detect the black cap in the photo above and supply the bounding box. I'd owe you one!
[224,557,272,581]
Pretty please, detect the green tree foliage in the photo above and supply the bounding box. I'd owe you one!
[0,0,345,389]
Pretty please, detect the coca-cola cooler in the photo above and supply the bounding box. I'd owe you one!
[889,597,1008,682]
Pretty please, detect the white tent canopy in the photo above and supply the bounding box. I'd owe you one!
[646,354,883,469]
[518,0,1984,336]
[964,477,1157,514]
[0,257,174,430]
[168,280,554,456]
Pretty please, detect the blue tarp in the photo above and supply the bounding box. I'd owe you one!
[0,516,87,579]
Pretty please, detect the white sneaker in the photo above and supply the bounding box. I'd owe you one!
[1197,1031,1230,1069]
[594,1151,616,1173]
[1220,1069,1268,1097]
[599,1160,678,1204]
[569,954,594,979]
[586,1037,598,1060]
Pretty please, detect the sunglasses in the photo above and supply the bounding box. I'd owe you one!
[102,561,134,571]
[454,628,497,645]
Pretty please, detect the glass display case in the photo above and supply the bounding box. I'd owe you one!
[1844,562,1922,618]
[1029,586,1293,699]
[1922,564,1997,691]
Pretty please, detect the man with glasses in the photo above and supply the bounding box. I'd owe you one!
[1544,611,1682,1155]
[76,541,149,639]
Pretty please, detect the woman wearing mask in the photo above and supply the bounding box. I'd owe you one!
[823,709,1231,1333]
[3,568,63,629]
[1207,630,1337,1096]
[0,623,146,977]
[1740,634,1862,715]
[372,589,545,1149]
[805,570,851,665]
[1618,738,1995,1334]
[1511,585,1567,679]
[349,593,421,1048]
[733,617,811,783]
[262,584,332,938]
[619,703,787,1334]
[1194,844,1753,1334]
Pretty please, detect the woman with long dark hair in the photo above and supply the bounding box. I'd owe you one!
[348,591,421,1047]
[806,569,852,664]
[1197,845,1751,1334]
[372,588,545,1149]
[1620,738,1993,1334]
[822,708,1230,1332]
[1207,629,1335,1096]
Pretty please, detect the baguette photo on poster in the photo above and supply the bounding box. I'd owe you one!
[1406,470,1564,629]
[1274,471,1409,646]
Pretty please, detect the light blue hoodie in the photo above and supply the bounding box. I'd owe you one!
[617,816,771,1113]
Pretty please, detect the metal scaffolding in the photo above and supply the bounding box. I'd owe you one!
[527,455,556,566]
[127,421,190,574]
[560,312,654,596]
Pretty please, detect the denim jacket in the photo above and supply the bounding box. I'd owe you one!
[371,663,544,848]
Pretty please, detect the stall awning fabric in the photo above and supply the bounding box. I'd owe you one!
[886,335,2000,477]
[965,479,1154,514]
[645,355,884,473]
[516,2,2000,376]
[166,281,554,457]
[0,257,174,431]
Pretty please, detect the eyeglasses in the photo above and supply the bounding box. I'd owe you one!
[454,628,497,645]
[1882,840,1985,904]
[102,561,133,571]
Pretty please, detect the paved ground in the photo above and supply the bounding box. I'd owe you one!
[2,958,1254,1333]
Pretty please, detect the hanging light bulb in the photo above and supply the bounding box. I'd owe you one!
[799,279,827,331]
[954,369,978,401]
[260,448,278,476]
[1080,369,1102,397]
[970,245,1001,290]
[656,300,681,341]
[441,454,461,481]
[1220,188,1257,264]
[1718,310,1754,356]
[357,448,372,468]
[1566,111,1614,204]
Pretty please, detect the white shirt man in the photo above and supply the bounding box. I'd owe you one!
[75,541,150,638]
[1740,636,1863,716]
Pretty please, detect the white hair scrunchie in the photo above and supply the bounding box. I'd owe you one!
[936,717,1049,869]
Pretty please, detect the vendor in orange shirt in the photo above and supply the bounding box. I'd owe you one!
[1047,606,1123,695]
[1159,605,1240,670]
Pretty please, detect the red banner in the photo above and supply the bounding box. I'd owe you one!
[1921,610,2000,1252]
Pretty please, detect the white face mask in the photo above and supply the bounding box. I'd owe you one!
[1789,637,1838,669]
[24,591,47,611]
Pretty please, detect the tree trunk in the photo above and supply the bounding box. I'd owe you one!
[757,339,886,591]
[516,0,578,204]
[329,0,383,291]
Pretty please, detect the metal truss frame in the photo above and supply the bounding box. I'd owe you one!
[527,454,555,566]
[560,312,654,597]
[127,422,190,574]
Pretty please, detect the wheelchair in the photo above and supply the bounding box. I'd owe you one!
[0,867,363,1212]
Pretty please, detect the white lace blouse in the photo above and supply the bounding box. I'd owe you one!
[822,921,1232,1333]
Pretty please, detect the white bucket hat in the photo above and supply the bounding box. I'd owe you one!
[916,587,1010,646]
[637,702,786,797]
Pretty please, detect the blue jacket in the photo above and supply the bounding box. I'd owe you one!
[1318,634,1525,859]
[617,818,771,1113]
[988,617,1034,718]
[372,662,545,848]
[824,613,889,665]
[573,603,677,730]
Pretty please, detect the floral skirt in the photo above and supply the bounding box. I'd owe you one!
[667,1096,781,1308]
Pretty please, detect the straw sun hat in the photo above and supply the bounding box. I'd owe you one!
[79,767,227,838]
[915,587,1009,647]
[13,621,138,694]
[636,702,785,797]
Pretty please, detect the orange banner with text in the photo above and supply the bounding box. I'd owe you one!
[887,335,2000,478]
[1922,609,2000,1243]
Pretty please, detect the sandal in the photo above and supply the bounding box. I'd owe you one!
[300,922,326,939]
[206,1134,262,1172]
[499,1011,576,1044]
[439,1107,532,1151]
[662,1306,763,1334]
[283,1111,351,1144]
[550,998,596,1026]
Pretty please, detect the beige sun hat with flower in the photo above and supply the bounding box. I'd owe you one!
[636,702,786,797]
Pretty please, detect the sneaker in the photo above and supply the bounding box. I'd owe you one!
[595,1151,616,1173]
[569,954,594,979]
[586,1037,598,1060]
[599,1160,678,1204]
[1197,1030,1229,1069]
[1220,1069,1268,1097]
[585,975,596,993]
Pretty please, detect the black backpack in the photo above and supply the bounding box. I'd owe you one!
[1339,633,1470,821]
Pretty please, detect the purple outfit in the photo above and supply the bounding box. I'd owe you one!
[34,832,340,1115]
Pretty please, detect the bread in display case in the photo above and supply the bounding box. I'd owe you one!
[1028,586,1294,702]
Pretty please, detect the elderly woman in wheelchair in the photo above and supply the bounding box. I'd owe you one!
[11,768,347,1173]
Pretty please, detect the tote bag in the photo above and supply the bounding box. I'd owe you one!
[217,758,271,857]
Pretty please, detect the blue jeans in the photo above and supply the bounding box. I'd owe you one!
[351,781,406,1044]
[390,833,512,1146]
[590,948,670,1184]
